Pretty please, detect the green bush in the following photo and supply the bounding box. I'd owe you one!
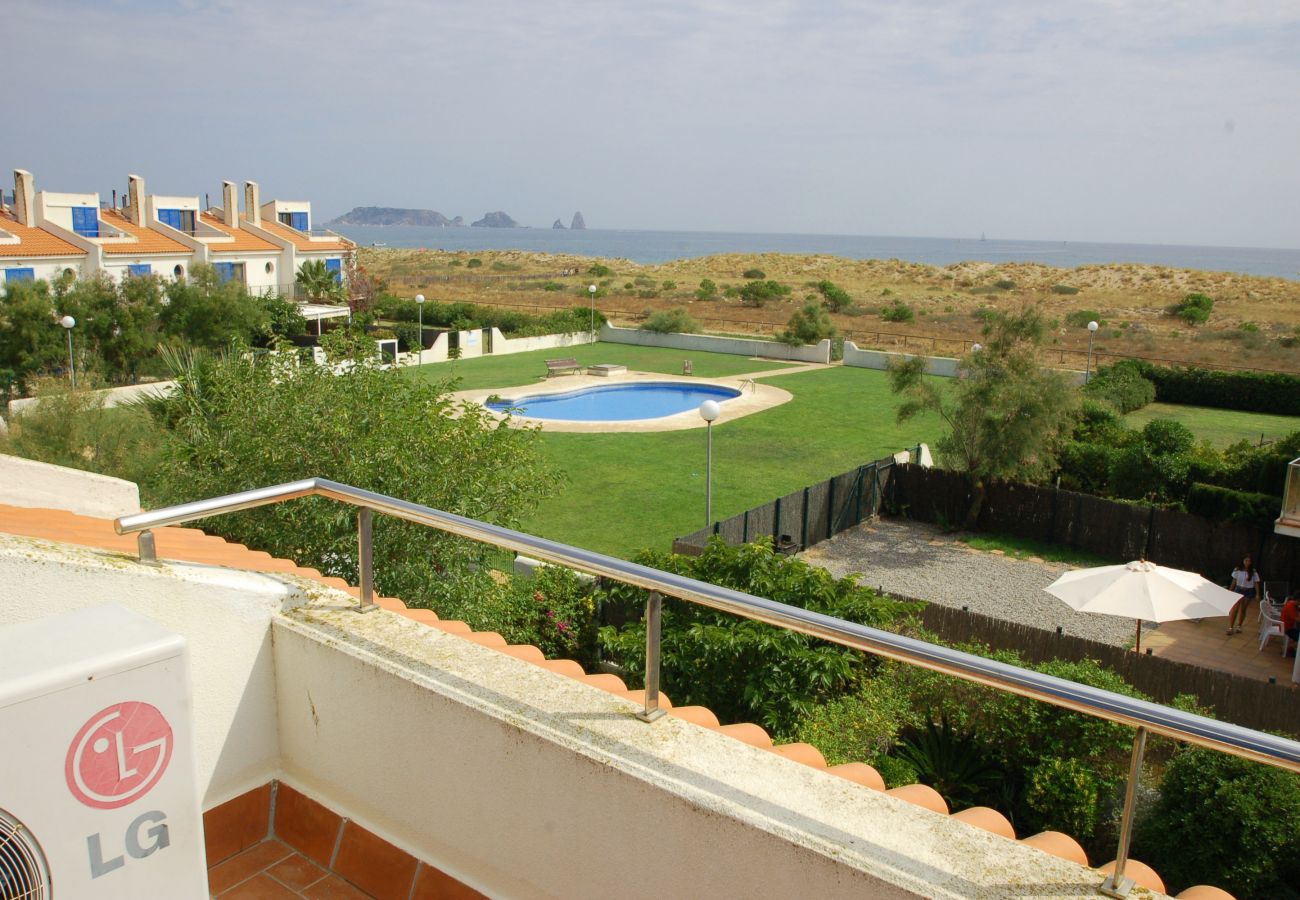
[1171,291,1213,325]
[641,307,700,334]
[695,278,718,300]
[742,267,766,279]
[587,264,613,277]
[993,279,1016,290]
[814,280,853,312]
[881,300,915,323]
[1083,361,1155,413]
[1024,757,1099,839]
[1057,441,1117,494]
[1051,284,1081,295]
[466,258,483,269]
[1064,309,1105,328]
[1090,361,1300,416]
[1134,746,1300,898]
[662,280,677,291]
[792,675,916,767]
[779,302,835,346]
[541,281,564,291]
[1185,483,1280,526]
[738,280,791,307]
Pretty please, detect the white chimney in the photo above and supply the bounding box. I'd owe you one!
[244,181,261,226]
[222,181,237,226]
[13,170,35,225]
[127,174,146,226]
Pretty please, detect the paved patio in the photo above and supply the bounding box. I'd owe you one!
[1145,613,1298,685]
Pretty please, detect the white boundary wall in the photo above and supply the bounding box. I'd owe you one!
[0,454,140,517]
[407,329,595,366]
[7,379,175,416]
[843,341,1086,385]
[601,324,831,363]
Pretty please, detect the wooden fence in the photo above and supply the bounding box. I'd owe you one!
[919,602,1300,737]
[671,450,913,555]
[891,464,1300,585]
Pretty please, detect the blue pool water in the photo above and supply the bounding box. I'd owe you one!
[487,382,741,421]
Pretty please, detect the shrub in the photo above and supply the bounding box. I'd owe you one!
[993,279,1016,290]
[881,300,914,323]
[1083,361,1155,413]
[738,280,791,307]
[662,280,677,291]
[1052,284,1081,295]
[466,258,483,269]
[792,675,916,767]
[1064,309,1105,328]
[1134,746,1300,897]
[742,267,766,279]
[587,263,613,277]
[779,302,835,346]
[695,278,718,300]
[641,307,700,334]
[1057,441,1117,494]
[1024,757,1099,839]
[1091,361,1300,416]
[1185,483,1280,525]
[541,281,564,291]
[814,280,853,312]
[1171,291,1213,325]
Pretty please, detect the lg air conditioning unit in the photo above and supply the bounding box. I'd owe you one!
[0,604,208,898]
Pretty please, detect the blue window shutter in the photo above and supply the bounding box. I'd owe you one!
[5,268,35,282]
[71,206,99,238]
[159,209,182,229]
[215,262,234,282]
[127,264,152,277]
[290,212,309,231]
[325,258,342,281]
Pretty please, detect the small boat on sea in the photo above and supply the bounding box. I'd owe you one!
[371,241,388,248]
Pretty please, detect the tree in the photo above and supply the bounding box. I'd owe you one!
[694,278,718,300]
[738,279,791,307]
[889,308,1078,525]
[779,301,835,346]
[141,342,560,611]
[0,279,65,394]
[295,259,344,302]
[160,265,270,350]
[815,279,853,312]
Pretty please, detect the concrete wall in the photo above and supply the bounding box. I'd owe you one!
[601,324,831,363]
[843,342,961,377]
[1,259,82,282]
[0,454,140,517]
[7,379,175,415]
[0,537,296,808]
[489,328,596,355]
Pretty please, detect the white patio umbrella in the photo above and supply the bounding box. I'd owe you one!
[1043,560,1242,652]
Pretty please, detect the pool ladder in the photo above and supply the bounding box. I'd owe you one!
[741,378,756,393]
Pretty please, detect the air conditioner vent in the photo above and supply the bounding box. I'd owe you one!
[0,808,50,900]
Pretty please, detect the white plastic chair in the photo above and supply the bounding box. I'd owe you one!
[1258,600,1287,655]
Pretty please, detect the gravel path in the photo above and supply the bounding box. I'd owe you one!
[801,518,1139,647]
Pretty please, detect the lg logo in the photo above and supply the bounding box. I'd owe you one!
[66,702,176,879]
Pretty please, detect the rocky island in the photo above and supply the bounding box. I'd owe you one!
[571,211,586,230]
[329,206,460,227]
[472,211,519,228]
[552,219,565,229]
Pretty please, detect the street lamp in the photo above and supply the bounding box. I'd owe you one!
[60,315,76,389]
[588,284,597,342]
[415,294,425,362]
[1086,320,1100,384]
[699,400,721,525]
[970,343,982,353]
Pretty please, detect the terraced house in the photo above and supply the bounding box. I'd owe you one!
[0,169,353,291]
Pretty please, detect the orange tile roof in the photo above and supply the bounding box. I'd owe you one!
[0,210,86,258]
[200,212,280,254]
[0,502,1236,900]
[99,209,192,256]
[259,219,354,253]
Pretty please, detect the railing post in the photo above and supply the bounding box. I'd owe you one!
[637,591,666,722]
[357,508,377,612]
[137,529,157,564]
[1100,726,1148,898]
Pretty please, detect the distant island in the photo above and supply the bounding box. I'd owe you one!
[472,211,519,228]
[329,206,462,227]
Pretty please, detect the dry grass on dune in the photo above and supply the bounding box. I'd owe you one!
[359,248,1300,372]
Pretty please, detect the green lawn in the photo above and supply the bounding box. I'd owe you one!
[411,342,798,392]
[407,346,941,557]
[1124,402,1300,449]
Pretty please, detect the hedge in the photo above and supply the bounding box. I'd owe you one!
[1185,483,1280,526]
[1095,361,1300,416]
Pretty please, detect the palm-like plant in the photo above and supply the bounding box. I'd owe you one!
[894,717,1004,811]
[295,260,342,301]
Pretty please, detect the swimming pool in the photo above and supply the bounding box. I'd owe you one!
[486,382,741,421]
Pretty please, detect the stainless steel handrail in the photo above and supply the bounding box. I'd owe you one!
[116,477,1300,896]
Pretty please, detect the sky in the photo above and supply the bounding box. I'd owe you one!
[7,0,1300,248]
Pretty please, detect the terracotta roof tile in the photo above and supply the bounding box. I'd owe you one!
[0,211,86,259]
[260,219,354,252]
[200,212,280,253]
[99,209,192,256]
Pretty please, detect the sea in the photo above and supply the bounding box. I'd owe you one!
[332,225,1300,281]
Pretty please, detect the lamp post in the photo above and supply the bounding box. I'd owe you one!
[415,294,425,362]
[699,400,720,525]
[60,315,76,389]
[588,284,597,342]
[1086,320,1099,383]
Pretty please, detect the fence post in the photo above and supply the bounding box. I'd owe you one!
[637,591,666,723]
[868,464,878,516]
[774,496,782,541]
[855,466,864,525]
[826,476,836,541]
[742,509,749,543]
[800,487,810,549]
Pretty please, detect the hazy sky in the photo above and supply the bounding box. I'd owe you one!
[7,1,1300,247]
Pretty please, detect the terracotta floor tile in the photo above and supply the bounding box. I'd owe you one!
[332,822,419,900]
[218,872,301,899]
[275,784,344,868]
[302,874,374,899]
[412,864,487,900]
[208,839,294,895]
[205,784,273,867]
[267,853,329,892]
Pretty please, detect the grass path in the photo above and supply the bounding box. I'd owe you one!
[1124,402,1300,448]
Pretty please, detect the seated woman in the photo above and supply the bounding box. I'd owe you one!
[1281,594,1300,655]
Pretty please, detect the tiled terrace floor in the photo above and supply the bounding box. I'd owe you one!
[1146,610,1297,684]
[208,839,370,898]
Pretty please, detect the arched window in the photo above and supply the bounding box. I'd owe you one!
[265,261,275,274]
[173,264,185,279]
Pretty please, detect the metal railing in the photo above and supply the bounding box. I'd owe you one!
[114,477,1300,897]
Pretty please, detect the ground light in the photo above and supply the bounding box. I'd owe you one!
[699,399,720,525]
[60,315,76,389]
